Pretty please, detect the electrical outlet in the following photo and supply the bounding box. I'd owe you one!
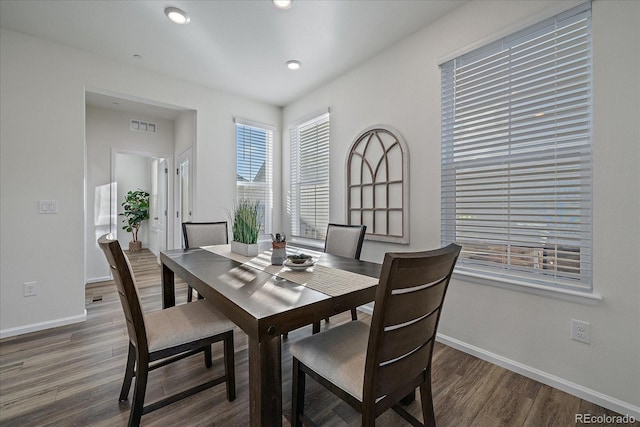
[571,319,591,344]
[23,282,37,297]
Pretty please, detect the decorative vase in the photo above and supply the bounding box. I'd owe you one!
[271,241,287,265]
[129,241,142,252]
[231,240,259,257]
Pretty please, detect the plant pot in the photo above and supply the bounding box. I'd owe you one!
[129,241,142,252]
[271,241,287,265]
[231,240,258,257]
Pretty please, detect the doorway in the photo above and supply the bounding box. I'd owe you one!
[113,151,170,257]
[84,90,194,283]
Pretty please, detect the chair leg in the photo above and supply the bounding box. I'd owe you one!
[351,307,358,321]
[187,285,194,302]
[400,389,416,405]
[204,344,212,368]
[224,331,236,401]
[362,402,376,427]
[119,343,136,402]
[420,377,436,427]
[312,321,320,334]
[128,357,148,427]
[291,358,305,427]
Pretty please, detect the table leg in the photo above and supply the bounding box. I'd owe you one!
[162,263,176,309]
[249,335,282,427]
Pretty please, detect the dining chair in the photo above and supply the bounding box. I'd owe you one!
[98,234,235,427]
[290,243,461,427]
[182,221,228,301]
[315,223,367,332]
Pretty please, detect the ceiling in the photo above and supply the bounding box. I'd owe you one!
[1,0,466,113]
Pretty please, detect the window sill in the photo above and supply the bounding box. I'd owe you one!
[289,237,324,252]
[452,270,602,305]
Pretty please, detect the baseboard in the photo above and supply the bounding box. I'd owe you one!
[357,303,374,315]
[0,310,87,339]
[85,275,112,284]
[436,333,640,419]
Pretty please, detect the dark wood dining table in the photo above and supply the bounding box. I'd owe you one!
[160,246,381,427]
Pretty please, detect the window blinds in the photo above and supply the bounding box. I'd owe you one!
[236,121,273,234]
[290,112,330,240]
[440,3,592,291]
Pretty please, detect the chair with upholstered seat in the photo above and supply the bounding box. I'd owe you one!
[98,234,235,427]
[324,223,367,260]
[182,221,228,302]
[313,223,366,332]
[290,243,461,427]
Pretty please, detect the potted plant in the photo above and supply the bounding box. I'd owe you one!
[228,199,261,257]
[120,189,150,252]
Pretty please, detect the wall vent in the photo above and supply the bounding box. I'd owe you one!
[130,120,157,133]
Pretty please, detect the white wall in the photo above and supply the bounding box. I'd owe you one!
[175,111,196,158]
[85,105,176,282]
[0,28,280,336]
[282,0,639,416]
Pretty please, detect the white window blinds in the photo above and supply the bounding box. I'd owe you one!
[236,120,273,234]
[290,112,330,240]
[440,3,592,292]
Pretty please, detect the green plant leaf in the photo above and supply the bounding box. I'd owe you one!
[227,198,262,244]
[120,189,150,242]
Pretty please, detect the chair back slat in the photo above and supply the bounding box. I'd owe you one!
[324,223,366,260]
[98,235,148,353]
[378,310,439,363]
[388,255,460,290]
[182,221,228,249]
[364,243,461,403]
[375,339,434,398]
[384,279,447,327]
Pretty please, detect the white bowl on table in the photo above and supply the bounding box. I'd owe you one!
[283,258,315,271]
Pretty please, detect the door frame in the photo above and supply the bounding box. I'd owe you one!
[111,148,174,253]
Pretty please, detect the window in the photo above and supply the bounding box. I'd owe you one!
[236,119,273,235]
[440,3,592,292]
[290,112,330,240]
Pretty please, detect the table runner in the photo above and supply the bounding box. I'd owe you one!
[200,244,378,297]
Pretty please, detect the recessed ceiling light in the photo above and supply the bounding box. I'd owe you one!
[286,60,301,70]
[273,0,292,10]
[164,7,190,24]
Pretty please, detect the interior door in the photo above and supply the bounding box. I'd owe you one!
[176,149,192,247]
[157,158,168,257]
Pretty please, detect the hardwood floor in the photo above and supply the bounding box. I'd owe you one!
[0,249,634,426]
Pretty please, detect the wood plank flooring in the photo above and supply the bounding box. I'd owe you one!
[0,249,634,426]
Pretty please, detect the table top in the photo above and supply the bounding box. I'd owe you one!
[160,247,381,340]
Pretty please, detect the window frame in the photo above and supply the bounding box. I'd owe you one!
[440,3,593,295]
[289,111,331,242]
[235,118,274,236]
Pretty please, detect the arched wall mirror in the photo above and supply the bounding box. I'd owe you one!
[347,125,409,244]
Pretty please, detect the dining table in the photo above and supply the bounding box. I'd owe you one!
[160,244,381,427]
